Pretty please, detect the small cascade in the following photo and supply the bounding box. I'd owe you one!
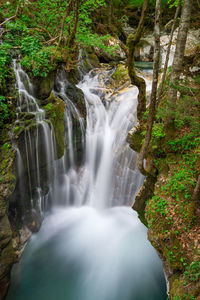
[13,60,57,215]
[48,70,85,206]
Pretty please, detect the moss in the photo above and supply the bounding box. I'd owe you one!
[112,64,129,86]
[127,123,145,153]
[43,93,66,159]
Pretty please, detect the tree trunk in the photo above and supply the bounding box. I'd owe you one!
[157,0,181,104]
[67,0,80,48]
[192,175,200,203]
[57,0,72,48]
[108,0,113,29]
[127,0,149,121]
[137,0,161,176]
[168,0,192,102]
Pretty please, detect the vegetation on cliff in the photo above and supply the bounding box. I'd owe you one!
[127,1,200,299]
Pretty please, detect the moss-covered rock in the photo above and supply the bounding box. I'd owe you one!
[43,93,66,159]
[127,123,145,153]
[63,81,86,119]
[111,64,130,87]
[31,71,57,100]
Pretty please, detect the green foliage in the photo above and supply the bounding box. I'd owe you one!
[158,81,199,131]
[147,195,168,228]
[162,157,196,201]
[21,36,42,55]
[0,0,113,77]
[194,74,200,85]
[0,43,12,86]
[0,96,9,127]
[184,261,200,283]
[152,123,166,140]
[167,133,200,152]
[44,103,53,111]
[128,0,172,7]
[3,142,11,150]
[21,46,58,77]
[77,30,117,54]
[168,0,182,8]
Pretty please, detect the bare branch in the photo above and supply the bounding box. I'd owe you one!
[0,5,19,26]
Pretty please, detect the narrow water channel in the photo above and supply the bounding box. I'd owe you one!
[7,67,167,300]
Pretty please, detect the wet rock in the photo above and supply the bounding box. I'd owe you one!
[32,71,57,100]
[12,226,31,259]
[64,81,86,119]
[121,16,136,38]
[78,48,100,75]
[135,39,154,62]
[43,93,66,159]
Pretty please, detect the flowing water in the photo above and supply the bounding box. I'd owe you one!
[13,60,57,212]
[7,66,167,300]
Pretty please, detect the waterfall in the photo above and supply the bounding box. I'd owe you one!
[49,68,143,208]
[13,60,57,214]
[7,64,167,300]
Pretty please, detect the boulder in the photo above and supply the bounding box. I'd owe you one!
[94,37,126,63]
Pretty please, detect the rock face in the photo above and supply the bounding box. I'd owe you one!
[0,143,16,300]
[63,79,86,119]
[31,71,57,100]
[133,29,200,65]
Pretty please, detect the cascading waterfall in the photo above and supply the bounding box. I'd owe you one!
[49,68,144,208]
[7,65,167,300]
[13,60,57,213]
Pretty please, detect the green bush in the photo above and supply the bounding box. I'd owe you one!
[21,46,57,77]
[0,43,12,85]
[21,36,42,55]
[0,96,9,127]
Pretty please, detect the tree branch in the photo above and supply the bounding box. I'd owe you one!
[0,5,19,26]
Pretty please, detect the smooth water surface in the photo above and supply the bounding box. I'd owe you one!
[7,207,166,300]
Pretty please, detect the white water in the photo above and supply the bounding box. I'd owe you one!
[50,68,144,208]
[13,60,57,212]
[7,66,166,300]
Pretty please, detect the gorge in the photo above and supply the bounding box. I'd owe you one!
[7,60,167,300]
[0,1,200,299]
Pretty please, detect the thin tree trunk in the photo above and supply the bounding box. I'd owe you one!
[108,0,113,29]
[137,0,161,176]
[57,0,72,49]
[67,0,80,48]
[157,0,181,104]
[168,0,192,103]
[192,175,200,203]
[127,0,149,121]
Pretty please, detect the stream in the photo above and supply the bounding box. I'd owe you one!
[7,65,167,300]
